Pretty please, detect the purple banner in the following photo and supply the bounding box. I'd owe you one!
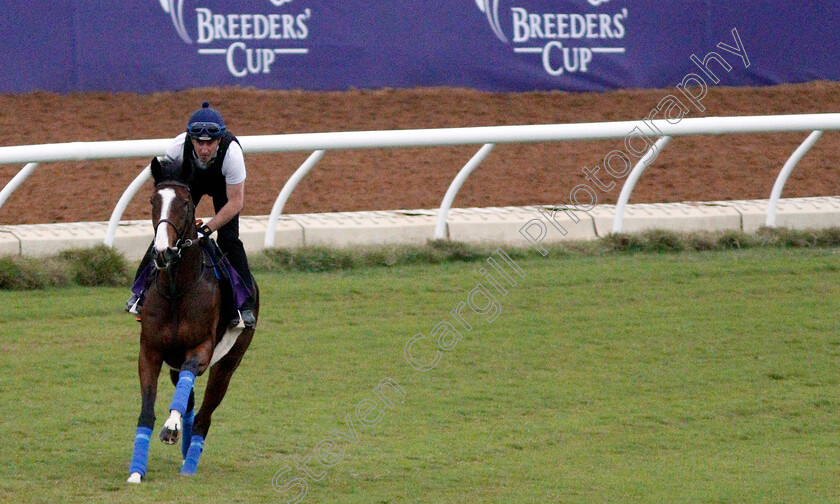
[0,1,837,93]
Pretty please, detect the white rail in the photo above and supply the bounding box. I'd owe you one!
[104,164,151,247]
[766,130,824,228]
[1,113,838,247]
[435,144,495,240]
[613,136,673,233]
[265,150,325,247]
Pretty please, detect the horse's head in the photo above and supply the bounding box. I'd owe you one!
[149,157,197,270]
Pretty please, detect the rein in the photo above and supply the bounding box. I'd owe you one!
[153,247,213,300]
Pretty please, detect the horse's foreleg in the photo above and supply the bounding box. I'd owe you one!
[159,357,200,445]
[128,348,162,484]
[169,369,196,459]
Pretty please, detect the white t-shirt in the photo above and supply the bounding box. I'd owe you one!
[165,132,247,185]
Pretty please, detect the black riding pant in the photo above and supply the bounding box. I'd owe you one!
[214,215,255,295]
[199,190,256,299]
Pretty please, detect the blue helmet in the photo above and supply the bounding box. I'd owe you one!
[186,102,226,140]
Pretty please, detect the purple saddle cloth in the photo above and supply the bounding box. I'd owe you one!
[132,245,251,309]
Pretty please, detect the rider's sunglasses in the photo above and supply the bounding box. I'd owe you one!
[187,121,224,137]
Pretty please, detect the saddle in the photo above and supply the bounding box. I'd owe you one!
[199,238,241,321]
[196,239,253,366]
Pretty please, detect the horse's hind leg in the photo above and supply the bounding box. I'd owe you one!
[181,340,251,475]
[168,369,196,459]
[127,348,162,484]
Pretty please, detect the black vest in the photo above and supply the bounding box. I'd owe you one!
[182,131,240,204]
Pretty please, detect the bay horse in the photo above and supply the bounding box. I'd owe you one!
[127,157,259,483]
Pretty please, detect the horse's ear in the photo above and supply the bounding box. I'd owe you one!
[150,157,164,184]
[179,158,194,184]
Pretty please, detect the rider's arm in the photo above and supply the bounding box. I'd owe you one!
[206,143,246,232]
[206,182,244,232]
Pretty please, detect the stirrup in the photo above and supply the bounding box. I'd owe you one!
[230,309,256,329]
[126,294,142,315]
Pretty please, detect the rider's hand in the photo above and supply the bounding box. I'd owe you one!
[197,224,212,239]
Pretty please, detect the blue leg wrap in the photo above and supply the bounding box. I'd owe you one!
[181,409,195,459]
[128,426,153,477]
[180,435,205,475]
[169,370,195,415]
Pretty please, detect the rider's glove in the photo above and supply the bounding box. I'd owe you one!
[197,224,212,239]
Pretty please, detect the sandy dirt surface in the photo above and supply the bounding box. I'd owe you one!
[0,81,838,225]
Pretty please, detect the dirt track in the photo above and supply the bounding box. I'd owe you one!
[1,81,838,225]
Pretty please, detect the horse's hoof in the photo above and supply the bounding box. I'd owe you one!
[159,426,180,445]
[127,472,143,484]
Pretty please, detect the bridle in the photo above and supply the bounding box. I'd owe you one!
[152,181,197,271]
[151,181,213,300]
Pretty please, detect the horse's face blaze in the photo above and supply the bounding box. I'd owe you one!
[150,186,194,269]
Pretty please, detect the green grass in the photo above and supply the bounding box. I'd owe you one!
[1,247,840,503]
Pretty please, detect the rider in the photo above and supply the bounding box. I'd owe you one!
[126,102,257,328]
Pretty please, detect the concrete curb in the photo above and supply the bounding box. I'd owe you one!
[708,196,840,233]
[0,228,20,256]
[588,201,742,236]
[1,196,839,260]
